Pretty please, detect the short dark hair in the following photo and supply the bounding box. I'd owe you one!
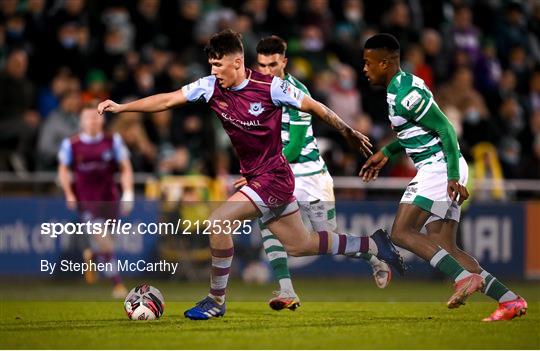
[364,33,400,53]
[256,35,287,56]
[204,29,244,59]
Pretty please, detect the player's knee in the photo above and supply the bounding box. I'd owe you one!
[286,245,305,257]
[284,242,310,257]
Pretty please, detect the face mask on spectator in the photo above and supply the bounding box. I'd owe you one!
[7,28,24,39]
[61,36,78,49]
[345,11,362,22]
[339,78,355,90]
[301,38,323,52]
[465,109,480,124]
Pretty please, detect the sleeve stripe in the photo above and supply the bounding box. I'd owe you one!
[290,121,310,125]
[414,99,426,113]
[415,98,433,122]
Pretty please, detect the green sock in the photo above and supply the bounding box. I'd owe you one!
[429,249,471,281]
[480,270,517,302]
[261,227,292,282]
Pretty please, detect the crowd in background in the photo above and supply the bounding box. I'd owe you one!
[0,0,539,179]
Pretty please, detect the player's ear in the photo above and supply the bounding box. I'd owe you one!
[234,55,242,70]
[283,57,288,67]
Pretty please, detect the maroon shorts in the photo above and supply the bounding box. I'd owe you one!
[239,165,298,224]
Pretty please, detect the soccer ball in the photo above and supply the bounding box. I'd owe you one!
[124,284,165,320]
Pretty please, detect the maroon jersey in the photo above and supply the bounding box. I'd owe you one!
[182,69,305,178]
[58,132,128,202]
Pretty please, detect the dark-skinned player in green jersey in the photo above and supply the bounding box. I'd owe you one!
[360,33,527,321]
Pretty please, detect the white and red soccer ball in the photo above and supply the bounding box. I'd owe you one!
[124,284,165,320]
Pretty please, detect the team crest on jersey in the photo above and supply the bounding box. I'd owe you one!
[248,102,264,116]
[102,150,113,161]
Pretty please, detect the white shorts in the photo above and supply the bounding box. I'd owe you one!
[400,157,468,224]
[294,170,337,232]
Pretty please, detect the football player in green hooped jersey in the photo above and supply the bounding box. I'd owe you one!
[360,33,527,321]
[253,35,392,310]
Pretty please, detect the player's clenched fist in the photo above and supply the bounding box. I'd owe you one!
[97,99,123,115]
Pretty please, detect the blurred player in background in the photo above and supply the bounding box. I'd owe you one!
[247,35,392,311]
[98,29,405,320]
[360,33,527,321]
[58,107,134,298]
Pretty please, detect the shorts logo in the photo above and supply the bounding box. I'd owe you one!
[267,196,278,206]
[248,102,264,116]
[404,182,417,198]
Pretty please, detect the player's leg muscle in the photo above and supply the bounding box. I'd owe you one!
[426,219,481,273]
[208,191,259,249]
[266,211,319,256]
[391,203,440,260]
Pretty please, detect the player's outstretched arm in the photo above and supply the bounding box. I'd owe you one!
[97,89,187,115]
[300,95,373,157]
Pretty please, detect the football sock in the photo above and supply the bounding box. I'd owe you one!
[261,228,295,293]
[429,248,472,281]
[318,231,378,256]
[209,247,234,305]
[480,270,518,302]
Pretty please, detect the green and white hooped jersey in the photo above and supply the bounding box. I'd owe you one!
[387,71,451,169]
[282,74,326,177]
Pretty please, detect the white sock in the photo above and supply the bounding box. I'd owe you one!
[279,278,295,294]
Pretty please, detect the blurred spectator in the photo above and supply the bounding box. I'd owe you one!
[496,2,530,67]
[37,88,81,170]
[403,44,434,90]
[51,22,91,79]
[110,110,156,172]
[529,70,540,114]
[381,1,418,53]
[496,96,526,178]
[420,29,448,84]
[437,66,489,119]
[0,48,38,172]
[241,0,269,34]
[485,69,518,117]
[301,0,334,41]
[131,0,162,50]
[164,0,200,52]
[473,39,502,97]
[448,4,481,65]
[145,110,189,175]
[267,0,300,42]
[81,69,109,106]
[326,63,361,127]
[232,11,258,66]
[507,46,532,95]
[38,68,79,118]
[335,0,365,45]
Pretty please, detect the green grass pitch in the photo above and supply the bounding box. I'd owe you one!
[1,279,538,349]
